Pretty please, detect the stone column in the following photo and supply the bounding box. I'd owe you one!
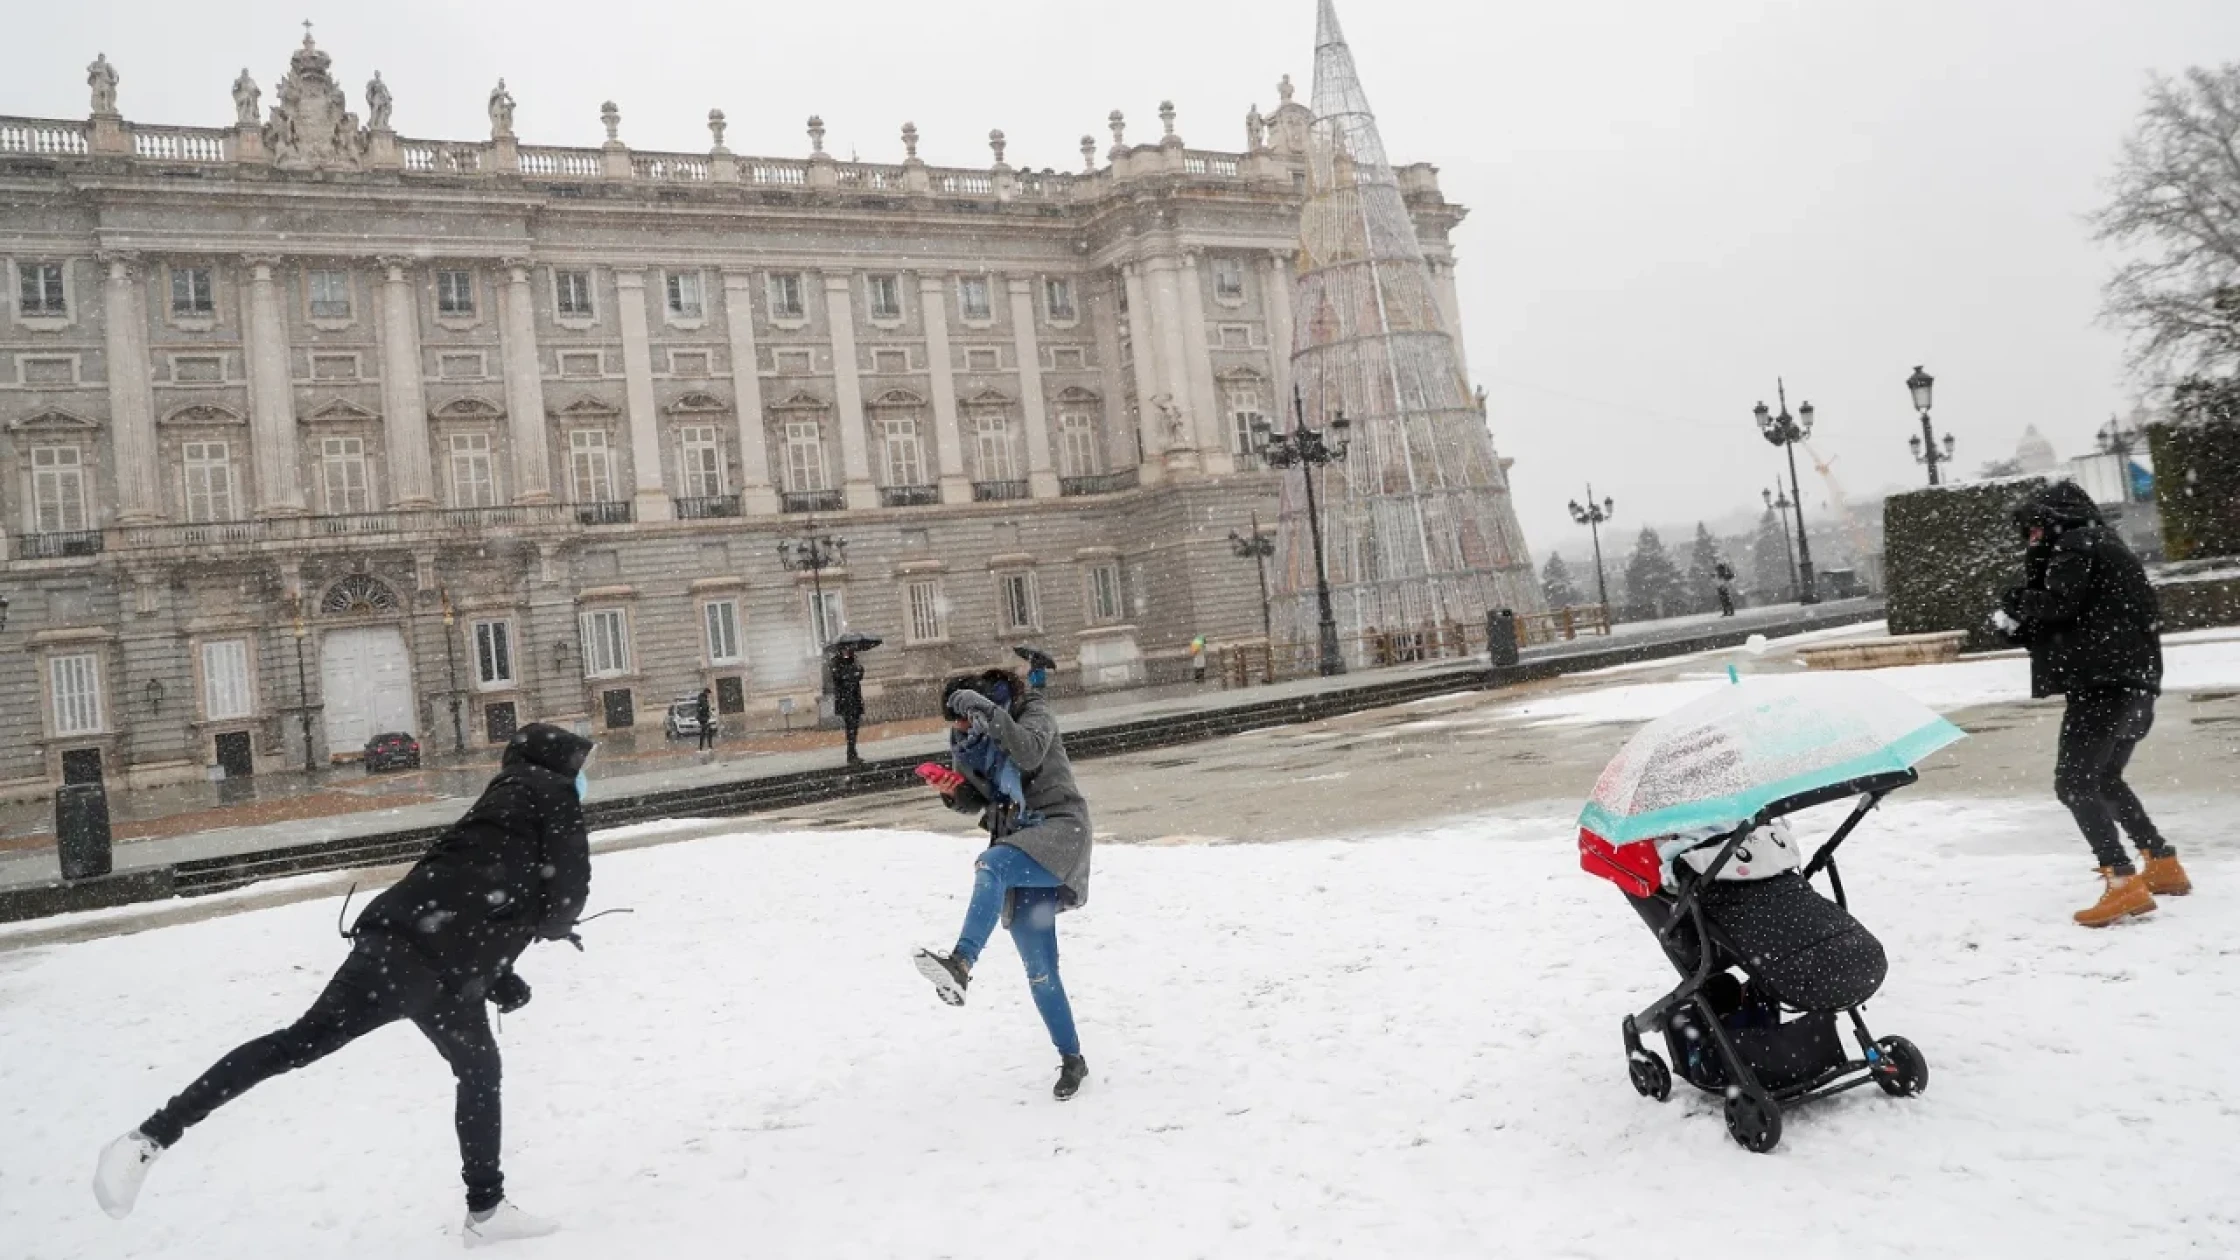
[497,260,554,503]
[1144,255,1201,475]
[721,270,779,515]
[1178,251,1231,474]
[1006,276,1059,498]
[242,257,306,515]
[919,273,971,504]
[376,260,435,507]
[1119,263,1167,485]
[101,254,162,523]
[822,271,877,510]
[1430,257,1470,382]
[613,270,673,521]
[1262,251,1297,424]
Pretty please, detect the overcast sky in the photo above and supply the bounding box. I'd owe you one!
[10,0,2235,560]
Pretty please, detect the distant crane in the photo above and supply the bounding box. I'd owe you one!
[1802,441,1877,567]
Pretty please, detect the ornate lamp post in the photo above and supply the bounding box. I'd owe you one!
[1228,513,1277,643]
[1252,388,1351,677]
[1905,365,1953,486]
[1762,485,1798,600]
[291,602,316,774]
[1567,486,1616,617]
[440,588,466,754]
[778,521,848,693]
[2097,412,2145,502]
[1753,381,1818,605]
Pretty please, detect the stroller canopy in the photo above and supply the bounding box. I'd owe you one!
[1578,672,1963,849]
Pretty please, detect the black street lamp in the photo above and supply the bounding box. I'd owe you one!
[291,603,316,774]
[0,592,10,631]
[1567,486,1616,616]
[1762,485,1798,601]
[1753,381,1819,605]
[439,588,466,754]
[1905,365,1954,486]
[778,521,848,693]
[1252,388,1351,677]
[2097,413,2146,502]
[1228,512,1276,643]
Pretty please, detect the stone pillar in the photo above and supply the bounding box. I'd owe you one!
[376,260,435,507]
[242,257,305,515]
[1007,276,1059,498]
[1262,251,1297,424]
[1430,258,1470,382]
[1119,263,1166,485]
[1178,251,1232,474]
[101,254,162,524]
[721,270,779,515]
[919,273,971,504]
[1144,255,1201,475]
[822,272,877,510]
[497,260,554,503]
[613,270,673,521]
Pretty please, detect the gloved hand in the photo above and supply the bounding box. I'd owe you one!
[946,688,998,722]
[488,971,532,1014]
[1989,609,2020,636]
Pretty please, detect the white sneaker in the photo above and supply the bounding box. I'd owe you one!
[463,1200,561,1248]
[93,1130,164,1219]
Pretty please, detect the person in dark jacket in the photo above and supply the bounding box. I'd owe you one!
[1714,561,1737,617]
[694,688,716,751]
[93,723,596,1246]
[831,645,866,764]
[913,669,1094,1100]
[1997,480,2191,926]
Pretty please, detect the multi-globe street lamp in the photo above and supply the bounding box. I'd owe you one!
[1753,382,1819,606]
[1762,485,1798,601]
[778,523,848,695]
[1227,513,1276,644]
[1567,487,1616,618]
[1905,365,1954,486]
[1252,389,1351,678]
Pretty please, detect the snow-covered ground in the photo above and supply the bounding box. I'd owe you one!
[4,800,2236,1258]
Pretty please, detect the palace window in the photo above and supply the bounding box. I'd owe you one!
[473,619,515,688]
[578,609,632,678]
[569,430,616,503]
[998,571,1040,633]
[666,271,704,319]
[31,446,88,533]
[319,435,372,515]
[866,273,903,320]
[555,270,595,318]
[881,415,925,488]
[973,413,1019,482]
[181,441,236,522]
[1043,277,1077,322]
[171,266,215,316]
[679,425,726,498]
[49,652,105,736]
[1087,563,1125,624]
[448,433,497,507]
[807,588,845,652]
[905,579,946,644]
[767,272,806,320]
[18,262,67,316]
[201,639,254,721]
[1059,412,1101,478]
[703,599,742,665]
[957,275,993,322]
[308,269,352,320]
[1213,256,1247,302]
[436,269,476,316]
[784,421,829,493]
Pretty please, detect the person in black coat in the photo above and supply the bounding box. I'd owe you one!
[832,646,866,765]
[93,723,596,1245]
[694,687,716,751]
[1997,480,2191,926]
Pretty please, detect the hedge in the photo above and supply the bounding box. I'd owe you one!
[1882,476,2047,652]
[2148,418,2240,560]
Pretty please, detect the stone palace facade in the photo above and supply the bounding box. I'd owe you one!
[0,34,1498,793]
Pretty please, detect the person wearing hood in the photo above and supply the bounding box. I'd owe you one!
[1997,480,2191,926]
[913,669,1094,1100]
[831,645,866,765]
[94,723,597,1246]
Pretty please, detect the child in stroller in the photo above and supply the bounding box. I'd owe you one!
[1586,771,1930,1152]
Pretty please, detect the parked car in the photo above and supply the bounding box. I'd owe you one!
[664,695,715,741]
[363,731,422,773]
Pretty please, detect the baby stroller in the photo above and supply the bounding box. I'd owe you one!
[1576,672,1958,1153]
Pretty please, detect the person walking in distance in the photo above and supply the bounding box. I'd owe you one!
[93,723,597,1246]
[913,669,1094,1100]
[832,644,866,765]
[1996,481,2191,926]
[1190,634,1208,685]
[694,687,716,752]
[1714,560,1737,617]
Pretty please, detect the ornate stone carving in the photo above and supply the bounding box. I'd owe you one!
[901,122,919,161]
[265,33,369,170]
[1159,100,1177,140]
[1278,74,1295,105]
[232,69,261,127]
[599,100,620,144]
[808,115,827,156]
[1155,395,1187,449]
[88,54,119,117]
[490,80,516,139]
[1080,135,1096,173]
[366,72,392,132]
[1245,104,1265,152]
[988,129,1006,166]
[708,109,728,151]
[1108,110,1127,158]
[320,573,401,615]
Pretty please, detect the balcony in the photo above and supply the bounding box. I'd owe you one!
[11,529,105,560]
[575,500,635,526]
[675,494,742,520]
[972,480,1030,503]
[879,484,941,508]
[1059,468,1141,497]
[781,490,844,514]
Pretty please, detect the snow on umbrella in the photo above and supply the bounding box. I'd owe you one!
[828,631,883,651]
[1577,671,1964,851]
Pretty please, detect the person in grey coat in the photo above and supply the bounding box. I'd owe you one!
[913,668,1093,1099]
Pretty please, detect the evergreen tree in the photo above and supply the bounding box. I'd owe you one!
[1684,522,1724,613]
[1751,508,1793,601]
[1622,527,1688,621]
[1541,551,1582,608]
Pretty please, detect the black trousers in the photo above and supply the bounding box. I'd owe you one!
[2054,687,2169,872]
[139,933,506,1211]
[696,724,715,750]
[843,714,861,759]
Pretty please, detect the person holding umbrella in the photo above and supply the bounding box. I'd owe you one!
[1014,645,1056,692]
[828,631,881,765]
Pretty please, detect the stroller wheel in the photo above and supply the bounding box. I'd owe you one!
[1873,1035,1928,1097]
[1724,1093,1783,1153]
[1628,1051,1672,1102]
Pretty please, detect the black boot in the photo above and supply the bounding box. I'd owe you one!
[912,949,970,1007]
[1054,1054,1089,1101]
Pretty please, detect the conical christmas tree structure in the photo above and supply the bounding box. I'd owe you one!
[1274,0,1540,663]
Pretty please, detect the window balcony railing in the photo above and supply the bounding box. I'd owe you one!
[11,529,105,560]
[575,500,634,526]
[879,484,941,508]
[675,494,742,520]
[972,479,1030,502]
[1058,468,1140,497]
[781,490,844,514]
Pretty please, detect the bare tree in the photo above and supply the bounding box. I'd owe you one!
[2091,64,2240,377]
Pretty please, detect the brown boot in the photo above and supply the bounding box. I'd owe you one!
[2074,868,2157,928]
[2140,852,2192,897]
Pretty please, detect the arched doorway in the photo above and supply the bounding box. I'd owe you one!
[316,575,416,759]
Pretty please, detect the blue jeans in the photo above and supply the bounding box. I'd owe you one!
[954,844,1079,1057]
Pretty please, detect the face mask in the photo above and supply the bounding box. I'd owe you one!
[574,771,589,801]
